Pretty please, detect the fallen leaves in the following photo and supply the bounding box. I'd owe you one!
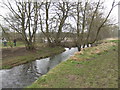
[74,51,83,55]
[69,41,117,62]
[70,56,81,61]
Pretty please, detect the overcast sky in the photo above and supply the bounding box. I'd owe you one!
[104,0,119,23]
[0,0,119,24]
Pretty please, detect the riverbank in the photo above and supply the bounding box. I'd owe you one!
[27,39,119,88]
[2,46,65,69]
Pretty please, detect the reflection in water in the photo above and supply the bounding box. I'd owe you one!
[0,47,78,88]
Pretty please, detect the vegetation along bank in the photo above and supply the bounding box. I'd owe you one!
[27,39,118,88]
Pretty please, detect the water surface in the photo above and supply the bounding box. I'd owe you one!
[0,47,78,88]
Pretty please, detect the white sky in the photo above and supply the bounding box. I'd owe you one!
[104,0,119,23]
[0,0,119,24]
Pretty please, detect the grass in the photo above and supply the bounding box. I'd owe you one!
[1,41,25,48]
[2,41,65,69]
[2,46,65,69]
[27,40,118,88]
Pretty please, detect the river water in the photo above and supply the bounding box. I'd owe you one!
[0,47,78,88]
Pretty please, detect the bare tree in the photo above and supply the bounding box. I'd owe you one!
[0,24,13,48]
[38,1,52,46]
[53,1,72,45]
[86,0,116,45]
[0,0,40,50]
[71,1,88,51]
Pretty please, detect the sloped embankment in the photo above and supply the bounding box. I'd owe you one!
[27,40,118,88]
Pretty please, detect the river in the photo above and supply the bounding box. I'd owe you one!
[0,47,78,88]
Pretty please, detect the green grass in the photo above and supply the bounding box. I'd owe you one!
[109,40,120,43]
[1,41,25,48]
[2,46,65,69]
[15,41,25,47]
[27,40,118,88]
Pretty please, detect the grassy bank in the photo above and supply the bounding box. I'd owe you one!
[27,40,118,88]
[2,46,65,69]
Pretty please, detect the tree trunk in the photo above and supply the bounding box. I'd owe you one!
[54,40,61,46]
[26,42,35,50]
[90,43,93,47]
[87,43,89,47]
[82,44,86,48]
[77,45,81,51]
